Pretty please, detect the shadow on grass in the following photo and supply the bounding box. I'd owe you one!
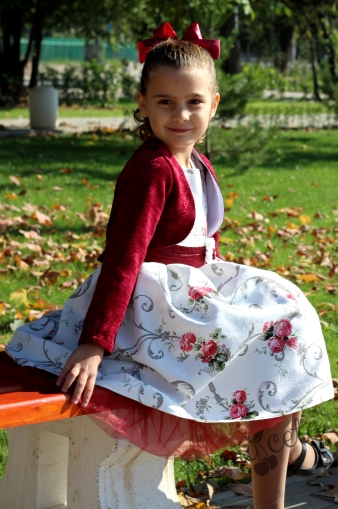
[7,224,107,240]
[211,131,338,174]
[0,135,135,181]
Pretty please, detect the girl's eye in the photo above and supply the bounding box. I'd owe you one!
[158,99,172,105]
[189,99,202,105]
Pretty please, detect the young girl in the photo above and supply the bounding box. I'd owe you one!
[7,22,334,509]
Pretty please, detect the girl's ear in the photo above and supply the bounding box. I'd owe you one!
[210,92,220,118]
[137,91,148,118]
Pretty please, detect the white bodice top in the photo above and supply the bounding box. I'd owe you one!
[177,161,208,248]
[176,150,224,263]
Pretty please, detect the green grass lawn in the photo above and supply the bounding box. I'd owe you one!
[0,129,337,484]
[0,99,330,120]
[245,99,329,116]
[0,100,137,119]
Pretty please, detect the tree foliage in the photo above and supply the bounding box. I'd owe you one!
[1,0,338,103]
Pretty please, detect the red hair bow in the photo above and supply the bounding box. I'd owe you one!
[137,22,220,63]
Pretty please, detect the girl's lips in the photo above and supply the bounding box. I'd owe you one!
[167,127,192,133]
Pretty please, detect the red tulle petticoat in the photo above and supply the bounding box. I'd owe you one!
[84,388,286,458]
[0,352,285,459]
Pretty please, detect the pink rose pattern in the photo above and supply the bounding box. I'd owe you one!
[200,340,218,363]
[227,390,258,420]
[274,319,292,338]
[229,403,248,419]
[179,332,197,352]
[232,390,247,403]
[43,329,57,340]
[286,336,298,350]
[188,286,215,301]
[259,319,298,356]
[178,327,229,373]
[181,285,219,318]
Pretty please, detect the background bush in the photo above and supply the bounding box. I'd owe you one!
[39,59,123,107]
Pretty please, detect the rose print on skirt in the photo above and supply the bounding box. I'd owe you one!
[180,285,218,318]
[229,390,258,419]
[188,286,215,300]
[256,319,298,358]
[195,387,259,420]
[227,390,259,420]
[178,327,230,374]
[179,332,197,352]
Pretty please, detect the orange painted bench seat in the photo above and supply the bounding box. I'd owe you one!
[0,352,181,509]
[0,390,86,428]
[0,352,86,429]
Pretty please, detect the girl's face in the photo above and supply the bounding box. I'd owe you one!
[137,66,220,166]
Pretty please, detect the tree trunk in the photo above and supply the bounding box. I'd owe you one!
[319,18,336,81]
[204,131,211,161]
[274,15,294,74]
[0,6,25,102]
[220,13,241,75]
[309,39,320,101]
[29,11,44,88]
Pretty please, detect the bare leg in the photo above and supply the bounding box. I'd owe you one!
[288,411,315,468]
[248,416,292,509]
[248,412,316,509]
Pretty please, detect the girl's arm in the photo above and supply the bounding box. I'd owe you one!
[78,154,173,352]
[56,152,173,405]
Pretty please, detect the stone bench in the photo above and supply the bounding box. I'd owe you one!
[0,353,180,509]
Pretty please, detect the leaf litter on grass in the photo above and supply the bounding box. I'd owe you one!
[0,132,338,502]
[0,197,108,334]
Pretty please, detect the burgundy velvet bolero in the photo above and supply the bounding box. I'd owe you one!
[78,138,222,353]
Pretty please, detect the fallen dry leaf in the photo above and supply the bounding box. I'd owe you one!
[315,485,338,503]
[33,210,52,226]
[60,167,74,173]
[178,492,209,508]
[323,432,338,444]
[23,243,42,253]
[324,284,338,294]
[295,273,319,283]
[207,465,250,481]
[9,288,30,307]
[19,230,44,242]
[247,211,264,221]
[227,483,253,497]
[9,175,20,186]
[14,254,29,271]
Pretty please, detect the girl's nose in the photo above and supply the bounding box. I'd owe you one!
[172,105,189,122]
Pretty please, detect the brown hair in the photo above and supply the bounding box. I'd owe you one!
[134,39,217,141]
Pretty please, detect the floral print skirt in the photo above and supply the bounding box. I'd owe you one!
[6,261,334,425]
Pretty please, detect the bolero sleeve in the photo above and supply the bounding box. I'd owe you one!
[78,151,173,353]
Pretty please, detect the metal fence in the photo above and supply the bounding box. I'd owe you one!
[20,38,137,62]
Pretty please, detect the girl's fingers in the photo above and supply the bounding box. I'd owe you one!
[80,377,96,407]
[55,344,103,405]
[71,373,88,404]
[57,357,78,387]
[56,363,70,386]
[62,368,80,393]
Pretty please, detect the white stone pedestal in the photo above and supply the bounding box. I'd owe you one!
[0,415,180,509]
[29,86,58,130]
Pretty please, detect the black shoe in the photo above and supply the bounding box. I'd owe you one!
[287,440,334,478]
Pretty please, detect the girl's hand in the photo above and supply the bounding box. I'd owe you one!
[56,343,104,407]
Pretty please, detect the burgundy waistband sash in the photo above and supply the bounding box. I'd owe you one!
[145,245,206,268]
